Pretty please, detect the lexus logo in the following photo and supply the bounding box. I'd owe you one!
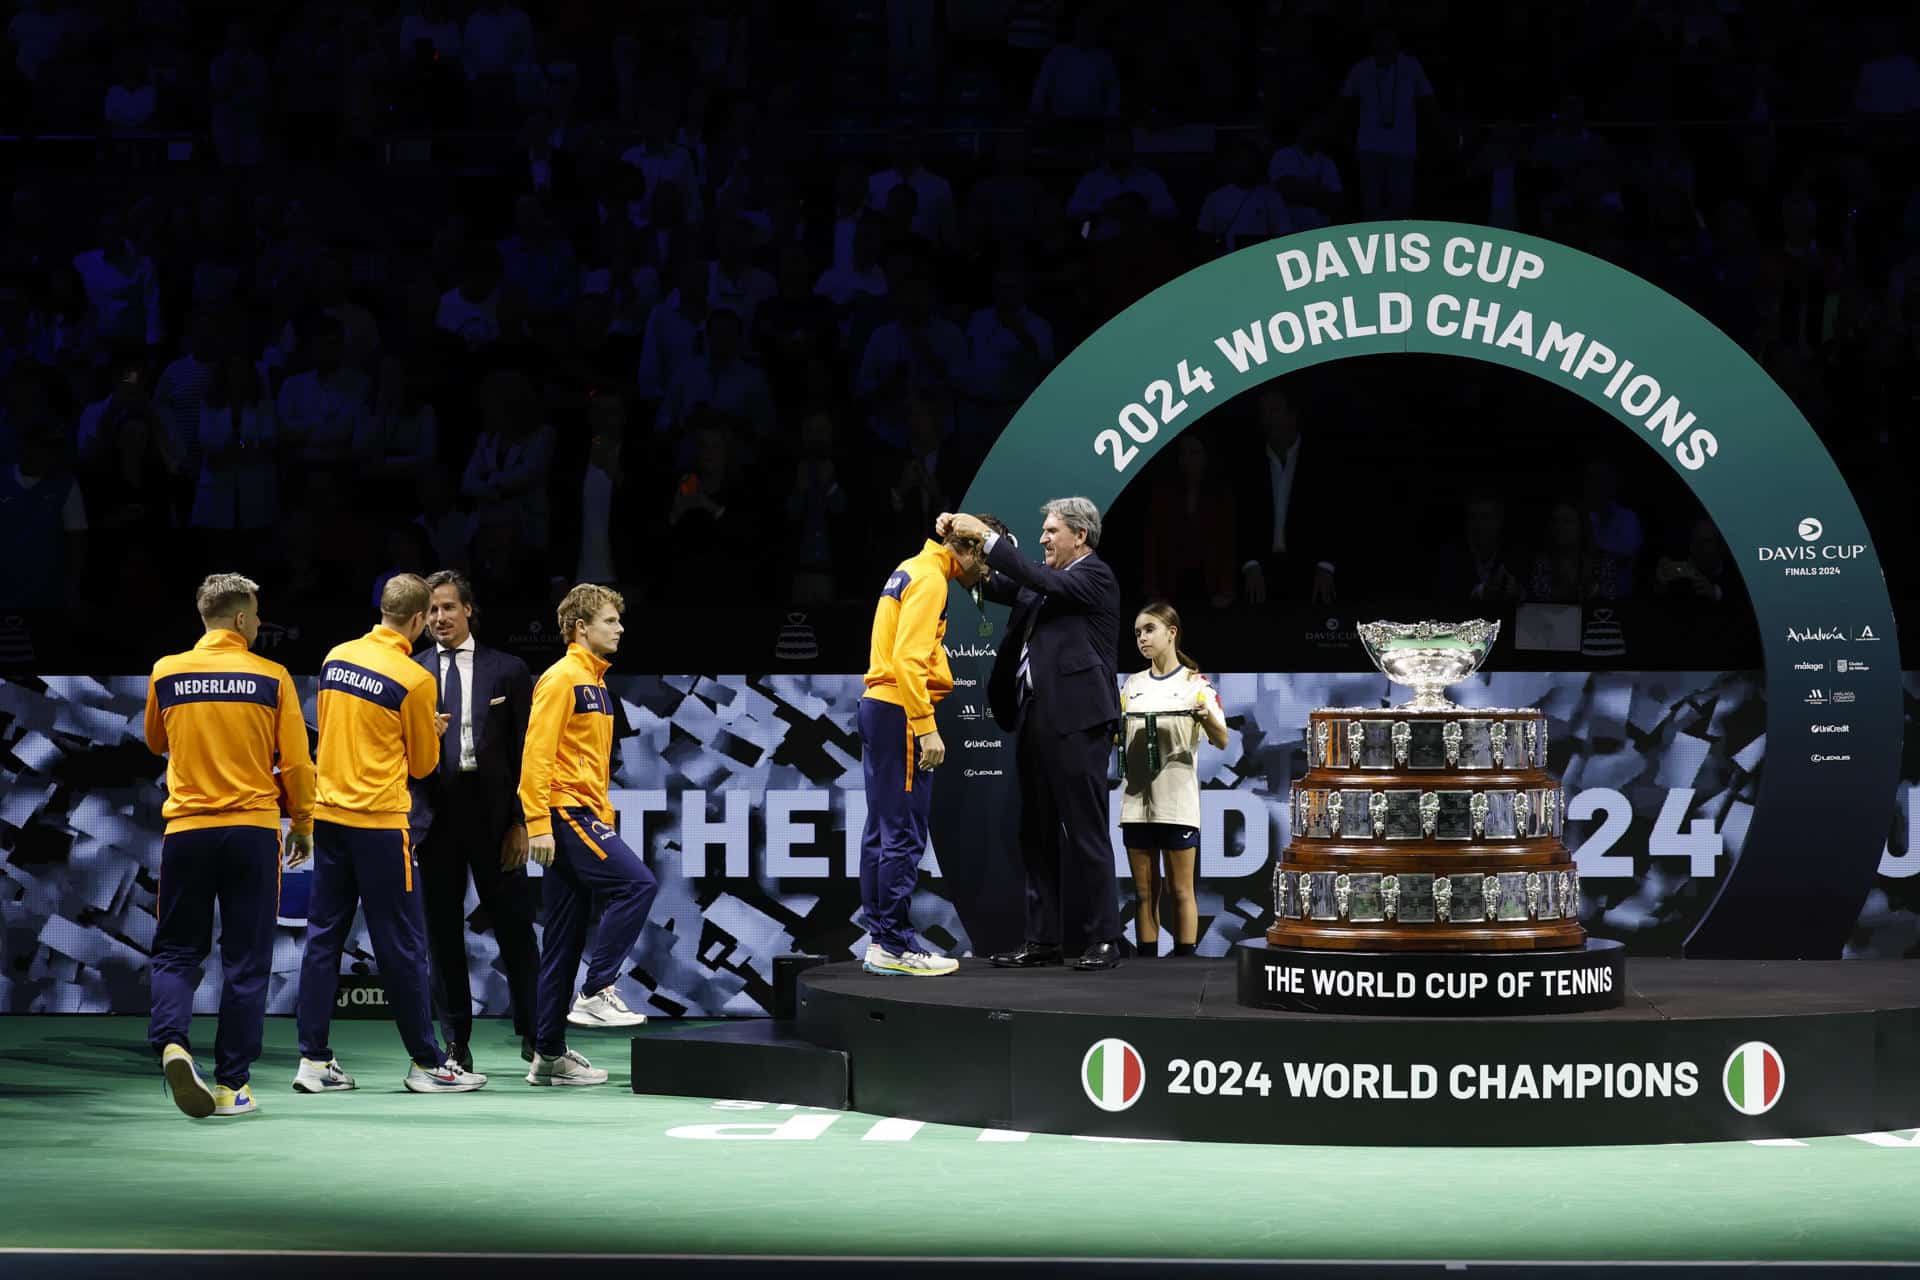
[1797,518,1823,542]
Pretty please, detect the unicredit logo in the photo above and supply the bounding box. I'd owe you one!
[1810,724,1850,734]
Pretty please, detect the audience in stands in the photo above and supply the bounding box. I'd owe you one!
[0,1,1912,630]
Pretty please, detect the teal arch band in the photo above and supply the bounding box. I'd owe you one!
[944,221,1898,959]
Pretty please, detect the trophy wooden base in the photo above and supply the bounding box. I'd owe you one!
[1267,917,1587,952]
[1275,707,1585,953]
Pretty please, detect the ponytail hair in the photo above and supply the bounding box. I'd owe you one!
[1138,600,1199,672]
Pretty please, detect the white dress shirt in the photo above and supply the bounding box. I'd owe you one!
[982,533,1084,693]
[437,637,478,771]
[1267,436,1300,556]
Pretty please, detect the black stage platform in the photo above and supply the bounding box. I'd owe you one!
[633,956,1920,1147]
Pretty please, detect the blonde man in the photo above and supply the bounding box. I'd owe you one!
[520,583,657,1087]
[145,574,313,1118]
[293,574,487,1094]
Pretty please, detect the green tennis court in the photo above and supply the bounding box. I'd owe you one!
[3,1016,1917,1264]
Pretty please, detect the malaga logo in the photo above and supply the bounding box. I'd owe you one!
[1081,1038,1146,1112]
[1722,1041,1784,1116]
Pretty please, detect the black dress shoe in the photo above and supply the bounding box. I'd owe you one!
[447,1041,474,1072]
[1072,941,1122,971]
[989,943,1064,968]
[521,1036,535,1064]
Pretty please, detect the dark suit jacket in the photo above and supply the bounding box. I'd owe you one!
[1233,434,1360,593]
[982,539,1121,736]
[409,639,534,841]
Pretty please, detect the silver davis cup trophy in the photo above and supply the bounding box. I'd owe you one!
[1359,619,1499,712]
[1271,619,1587,952]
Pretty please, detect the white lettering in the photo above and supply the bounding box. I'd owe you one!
[1399,232,1431,273]
[679,790,753,878]
[1275,248,1312,290]
[1215,322,1269,372]
[667,1114,840,1141]
[1536,322,1585,371]
[765,790,831,877]
[1571,340,1617,382]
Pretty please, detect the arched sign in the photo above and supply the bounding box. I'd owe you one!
[937,221,1898,960]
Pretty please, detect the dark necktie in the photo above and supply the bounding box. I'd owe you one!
[1015,599,1040,707]
[440,649,463,777]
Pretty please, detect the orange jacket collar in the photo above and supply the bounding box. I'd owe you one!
[194,628,252,653]
[568,642,612,679]
[921,539,962,580]
[368,624,415,655]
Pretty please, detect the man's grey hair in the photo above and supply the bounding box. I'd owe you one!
[195,572,259,620]
[1042,496,1102,548]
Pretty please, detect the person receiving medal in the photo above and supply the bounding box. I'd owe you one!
[1118,603,1228,957]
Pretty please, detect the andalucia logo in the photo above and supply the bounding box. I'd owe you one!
[1081,1038,1146,1113]
[1721,1041,1785,1116]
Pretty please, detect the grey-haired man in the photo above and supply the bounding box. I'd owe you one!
[942,498,1124,970]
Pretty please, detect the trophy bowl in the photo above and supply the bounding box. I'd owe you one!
[1357,619,1500,711]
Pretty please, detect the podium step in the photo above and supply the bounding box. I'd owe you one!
[629,1020,849,1109]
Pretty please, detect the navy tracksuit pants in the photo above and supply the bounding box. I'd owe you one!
[147,825,280,1088]
[857,697,932,955]
[296,820,442,1068]
[535,807,658,1057]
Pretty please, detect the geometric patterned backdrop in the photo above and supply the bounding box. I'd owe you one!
[3,671,1914,1016]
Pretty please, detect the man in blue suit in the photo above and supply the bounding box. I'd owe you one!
[413,571,538,1070]
[942,499,1124,970]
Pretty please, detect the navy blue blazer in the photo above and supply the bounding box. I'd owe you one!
[982,538,1121,736]
[409,639,534,839]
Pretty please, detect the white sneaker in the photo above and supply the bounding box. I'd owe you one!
[526,1048,610,1087]
[161,1044,214,1118]
[292,1057,357,1093]
[403,1060,488,1093]
[567,985,648,1027]
[863,946,959,977]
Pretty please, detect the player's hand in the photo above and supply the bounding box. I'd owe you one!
[284,829,313,869]
[917,729,946,770]
[434,711,451,737]
[934,511,957,538]
[501,824,530,871]
[529,835,556,868]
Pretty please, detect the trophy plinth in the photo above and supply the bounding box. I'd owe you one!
[1269,619,1589,954]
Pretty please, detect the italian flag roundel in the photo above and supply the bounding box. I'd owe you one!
[1082,1039,1146,1112]
[1722,1041,1785,1116]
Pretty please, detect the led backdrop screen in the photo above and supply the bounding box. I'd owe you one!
[2,670,1914,1016]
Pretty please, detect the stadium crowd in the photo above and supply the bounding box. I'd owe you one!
[1,1,1916,624]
